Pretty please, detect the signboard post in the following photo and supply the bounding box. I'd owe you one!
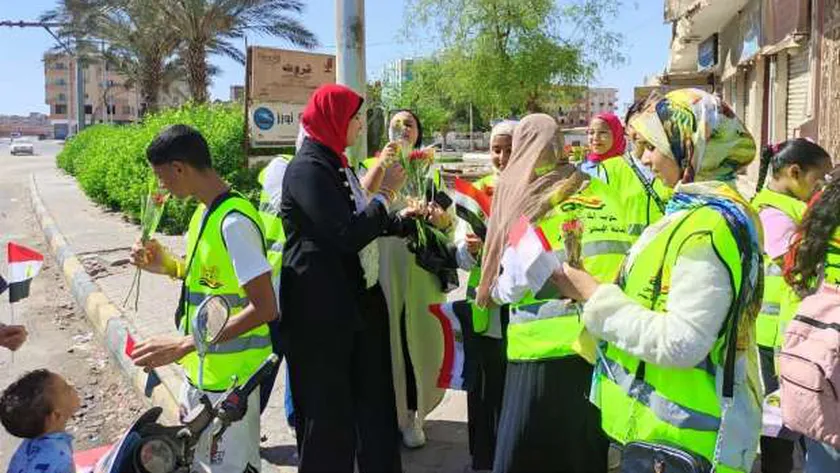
[245,47,336,150]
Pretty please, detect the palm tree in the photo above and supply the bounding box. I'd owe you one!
[97,1,181,115]
[157,0,318,103]
[43,0,184,116]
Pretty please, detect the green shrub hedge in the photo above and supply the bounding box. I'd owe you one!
[57,103,261,234]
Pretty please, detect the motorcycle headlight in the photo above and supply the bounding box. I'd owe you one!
[136,437,177,473]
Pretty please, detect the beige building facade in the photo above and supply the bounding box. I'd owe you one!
[44,53,188,138]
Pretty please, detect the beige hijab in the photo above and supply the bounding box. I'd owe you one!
[476,114,587,307]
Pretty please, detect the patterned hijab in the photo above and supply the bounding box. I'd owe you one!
[629,88,756,183]
[632,89,763,361]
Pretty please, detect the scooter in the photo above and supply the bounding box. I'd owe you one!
[75,295,280,473]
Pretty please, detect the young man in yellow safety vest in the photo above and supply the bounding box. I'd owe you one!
[130,124,276,473]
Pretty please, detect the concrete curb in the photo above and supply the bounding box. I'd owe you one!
[28,173,183,423]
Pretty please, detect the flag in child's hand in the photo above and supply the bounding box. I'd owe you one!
[7,243,43,303]
[453,177,492,240]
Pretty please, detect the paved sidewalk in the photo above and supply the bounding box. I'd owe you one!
[32,164,473,472]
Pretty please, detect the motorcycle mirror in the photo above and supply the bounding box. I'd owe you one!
[193,295,231,349]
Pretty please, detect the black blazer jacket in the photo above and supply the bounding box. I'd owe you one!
[280,138,403,331]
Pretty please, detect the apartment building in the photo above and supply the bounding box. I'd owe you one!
[44,53,188,138]
[557,87,619,128]
[659,0,840,174]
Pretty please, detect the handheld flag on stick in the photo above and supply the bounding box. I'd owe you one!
[7,243,43,304]
[508,216,560,293]
[453,177,492,240]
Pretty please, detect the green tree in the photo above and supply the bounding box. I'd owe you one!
[384,58,464,147]
[405,0,625,117]
[155,0,318,103]
[42,0,182,115]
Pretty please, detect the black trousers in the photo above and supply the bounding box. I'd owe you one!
[467,334,507,471]
[759,346,796,473]
[259,318,283,414]
[493,356,609,473]
[284,286,402,473]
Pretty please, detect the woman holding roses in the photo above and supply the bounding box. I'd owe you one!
[364,109,453,448]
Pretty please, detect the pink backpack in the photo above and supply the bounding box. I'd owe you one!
[780,284,840,447]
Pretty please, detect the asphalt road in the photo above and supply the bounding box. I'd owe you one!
[0,139,146,465]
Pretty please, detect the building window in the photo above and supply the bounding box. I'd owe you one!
[84,94,89,99]
[54,78,67,86]
[122,105,132,115]
[57,93,67,103]
[84,105,93,115]
[53,62,67,70]
[54,104,67,115]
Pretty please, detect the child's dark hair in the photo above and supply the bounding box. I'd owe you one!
[0,369,55,438]
[755,138,830,193]
[146,124,212,169]
[785,175,840,295]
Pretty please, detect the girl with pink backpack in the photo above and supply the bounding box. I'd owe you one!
[781,171,840,472]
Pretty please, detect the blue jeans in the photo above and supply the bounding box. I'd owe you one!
[805,437,840,473]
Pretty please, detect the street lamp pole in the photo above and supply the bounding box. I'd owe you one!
[336,0,367,164]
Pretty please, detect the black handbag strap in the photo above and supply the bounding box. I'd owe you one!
[624,153,667,215]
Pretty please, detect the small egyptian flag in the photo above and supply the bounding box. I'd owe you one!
[508,215,559,293]
[7,243,44,303]
[453,177,492,240]
[428,301,478,390]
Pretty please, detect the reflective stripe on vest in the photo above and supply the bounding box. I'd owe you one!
[627,223,647,237]
[206,334,273,354]
[181,195,272,390]
[507,178,631,362]
[601,357,721,432]
[597,205,753,469]
[752,188,807,348]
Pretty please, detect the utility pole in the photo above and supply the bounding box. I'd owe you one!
[0,21,85,134]
[336,0,367,164]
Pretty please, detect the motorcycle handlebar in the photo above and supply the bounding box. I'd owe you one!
[238,353,280,399]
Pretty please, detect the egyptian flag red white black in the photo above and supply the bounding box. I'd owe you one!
[7,243,44,303]
[508,215,560,293]
[453,177,492,241]
[428,300,477,390]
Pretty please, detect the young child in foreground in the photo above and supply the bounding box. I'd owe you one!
[2,369,81,473]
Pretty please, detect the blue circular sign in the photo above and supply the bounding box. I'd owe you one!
[253,107,275,130]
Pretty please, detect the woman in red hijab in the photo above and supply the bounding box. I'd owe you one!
[579,111,668,240]
[280,84,416,472]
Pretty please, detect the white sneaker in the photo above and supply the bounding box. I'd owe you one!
[401,413,426,449]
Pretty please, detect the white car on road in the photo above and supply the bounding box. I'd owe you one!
[10,140,35,156]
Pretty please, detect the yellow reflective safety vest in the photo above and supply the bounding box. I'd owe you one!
[751,188,807,349]
[587,156,671,240]
[507,178,632,362]
[473,173,498,193]
[258,156,293,279]
[595,206,754,473]
[180,193,272,390]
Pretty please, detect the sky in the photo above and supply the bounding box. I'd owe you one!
[0,0,671,116]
